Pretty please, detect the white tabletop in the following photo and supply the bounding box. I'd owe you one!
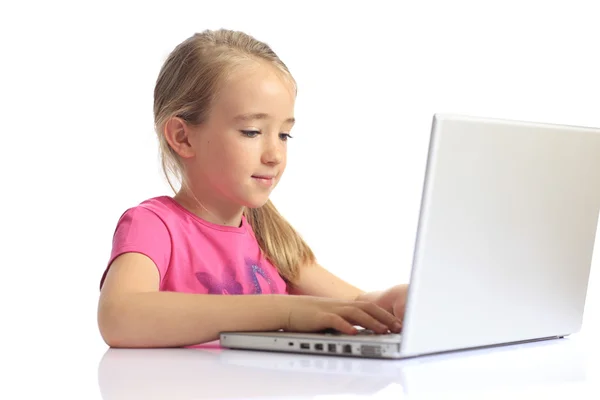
[95,332,599,399]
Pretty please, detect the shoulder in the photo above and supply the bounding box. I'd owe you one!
[110,196,193,256]
[135,195,181,219]
[112,197,174,248]
[105,197,176,290]
[115,196,185,228]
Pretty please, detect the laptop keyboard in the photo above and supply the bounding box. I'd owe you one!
[356,329,377,335]
[320,328,389,336]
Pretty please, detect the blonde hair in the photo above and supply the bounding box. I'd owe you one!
[153,29,315,284]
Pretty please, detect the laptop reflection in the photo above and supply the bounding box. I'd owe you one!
[97,337,585,399]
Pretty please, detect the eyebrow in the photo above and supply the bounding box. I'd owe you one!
[233,113,295,124]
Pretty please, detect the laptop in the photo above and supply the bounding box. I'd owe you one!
[220,114,600,359]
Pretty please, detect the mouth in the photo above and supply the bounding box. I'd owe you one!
[252,175,276,187]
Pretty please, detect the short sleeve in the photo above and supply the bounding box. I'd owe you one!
[99,206,172,290]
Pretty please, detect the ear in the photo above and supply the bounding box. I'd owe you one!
[164,117,195,159]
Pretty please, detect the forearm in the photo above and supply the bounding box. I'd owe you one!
[98,292,287,348]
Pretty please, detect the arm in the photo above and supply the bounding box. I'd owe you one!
[288,263,365,300]
[289,263,408,318]
[98,253,288,348]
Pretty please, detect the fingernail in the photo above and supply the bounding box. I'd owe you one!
[393,322,402,331]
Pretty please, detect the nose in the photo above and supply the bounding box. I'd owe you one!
[261,136,284,165]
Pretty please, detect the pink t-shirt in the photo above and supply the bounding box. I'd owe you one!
[100,196,289,295]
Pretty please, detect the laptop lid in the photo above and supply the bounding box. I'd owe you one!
[400,114,600,357]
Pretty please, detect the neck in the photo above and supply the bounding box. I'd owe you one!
[173,187,245,228]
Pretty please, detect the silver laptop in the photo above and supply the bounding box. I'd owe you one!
[220,114,600,359]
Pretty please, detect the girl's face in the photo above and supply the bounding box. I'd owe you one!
[186,61,296,211]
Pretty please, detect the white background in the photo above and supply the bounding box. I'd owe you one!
[1,0,599,398]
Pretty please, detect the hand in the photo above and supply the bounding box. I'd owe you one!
[357,284,409,324]
[390,284,408,321]
[280,295,403,335]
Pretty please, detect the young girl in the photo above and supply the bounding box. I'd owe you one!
[98,29,408,348]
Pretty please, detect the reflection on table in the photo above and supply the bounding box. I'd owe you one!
[98,337,588,399]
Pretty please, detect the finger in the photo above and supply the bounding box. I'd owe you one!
[393,303,406,322]
[340,307,390,334]
[357,302,402,333]
[322,313,357,335]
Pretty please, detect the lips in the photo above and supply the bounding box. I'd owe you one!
[252,174,276,187]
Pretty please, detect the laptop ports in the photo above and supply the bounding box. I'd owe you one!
[315,343,324,351]
[343,344,352,354]
[300,343,310,349]
[360,344,382,357]
[328,343,336,353]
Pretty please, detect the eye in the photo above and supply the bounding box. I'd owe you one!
[241,130,260,138]
[279,133,293,141]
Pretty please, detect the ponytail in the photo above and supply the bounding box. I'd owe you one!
[244,200,315,284]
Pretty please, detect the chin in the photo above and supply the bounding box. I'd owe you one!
[241,196,271,209]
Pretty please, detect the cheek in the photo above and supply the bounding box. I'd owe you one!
[195,140,229,178]
[210,139,254,178]
[281,147,288,167]
[199,136,231,162]
[224,142,254,167]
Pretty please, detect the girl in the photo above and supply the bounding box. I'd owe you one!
[98,29,408,348]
